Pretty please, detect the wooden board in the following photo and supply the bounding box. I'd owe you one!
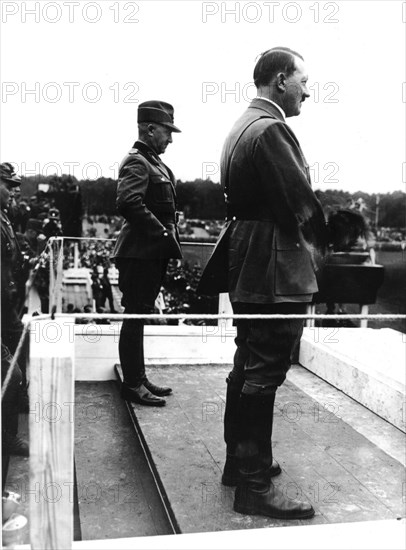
[29,356,74,549]
[119,364,405,534]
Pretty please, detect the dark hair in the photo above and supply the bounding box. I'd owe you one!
[253,47,304,88]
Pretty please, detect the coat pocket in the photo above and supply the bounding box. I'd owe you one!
[274,228,301,251]
[273,228,318,295]
[151,175,173,203]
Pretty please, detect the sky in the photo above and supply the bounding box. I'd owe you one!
[1,0,405,195]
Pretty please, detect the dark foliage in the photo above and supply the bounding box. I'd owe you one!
[327,209,369,251]
[20,175,405,230]
[162,260,218,325]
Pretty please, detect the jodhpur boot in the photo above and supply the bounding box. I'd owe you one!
[144,379,172,397]
[222,385,280,486]
[121,383,166,407]
[222,454,281,487]
[234,394,314,519]
[234,454,314,519]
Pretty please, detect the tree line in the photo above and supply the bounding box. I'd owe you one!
[21,175,405,228]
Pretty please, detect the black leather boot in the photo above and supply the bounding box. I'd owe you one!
[234,456,314,519]
[121,383,166,407]
[222,376,281,486]
[144,379,172,397]
[223,454,281,486]
[234,394,314,519]
[221,375,242,485]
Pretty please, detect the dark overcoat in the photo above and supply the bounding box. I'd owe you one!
[1,210,22,306]
[198,99,328,303]
[113,141,182,260]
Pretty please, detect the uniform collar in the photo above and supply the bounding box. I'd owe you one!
[132,140,175,186]
[255,97,286,120]
[133,140,161,165]
[248,97,286,122]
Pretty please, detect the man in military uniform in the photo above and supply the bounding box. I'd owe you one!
[113,101,182,406]
[1,163,26,359]
[198,48,328,519]
[1,162,28,457]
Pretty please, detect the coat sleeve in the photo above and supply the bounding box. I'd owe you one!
[252,121,328,266]
[116,155,167,236]
[253,122,324,234]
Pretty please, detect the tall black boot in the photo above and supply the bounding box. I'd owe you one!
[222,377,280,486]
[234,393,314,519]
[222,320,249,486]
[222,374,243,486]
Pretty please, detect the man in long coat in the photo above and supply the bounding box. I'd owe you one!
[1,162,29,458]
[199,47,328,519]
[113,101,182,406]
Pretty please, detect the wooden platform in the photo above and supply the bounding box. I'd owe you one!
[74,382,174,540]
[5,362,405,548]
[3,382,174,546]
[116,363,405,535]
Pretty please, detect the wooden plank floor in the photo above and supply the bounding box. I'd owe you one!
[122,363,406,534]
[2,383,174,544]
[4,364,404,544]
[74,381,174,540]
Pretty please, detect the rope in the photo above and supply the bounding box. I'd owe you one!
[46,237,214,245]
[52,236,116,242]
[1,323,30,401]
[47,313,406,320]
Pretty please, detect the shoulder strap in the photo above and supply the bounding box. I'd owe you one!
[223,115,274,197]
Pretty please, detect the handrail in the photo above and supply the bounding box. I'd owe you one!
[32,312,406,321]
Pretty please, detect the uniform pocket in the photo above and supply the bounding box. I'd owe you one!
[151,175,173,203]
[274,227,301,250]
[273,228,318,295]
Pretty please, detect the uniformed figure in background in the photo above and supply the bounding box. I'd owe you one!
[113,101,182,406]
[1,164,26,361]
[1,162,29,459]
[198,48,328,520]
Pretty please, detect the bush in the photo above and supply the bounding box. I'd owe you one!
[162,260,218,325]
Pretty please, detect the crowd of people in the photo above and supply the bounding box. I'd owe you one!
[2,182,65,316]
[1,163,121,479]
[62,239,118,319]
[2,180,119,316]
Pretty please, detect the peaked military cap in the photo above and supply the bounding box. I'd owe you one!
[0,162,21,187]
[137,100,181,133]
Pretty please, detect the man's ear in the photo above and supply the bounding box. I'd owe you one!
[276,72,286,92]
[148,124,155,135]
